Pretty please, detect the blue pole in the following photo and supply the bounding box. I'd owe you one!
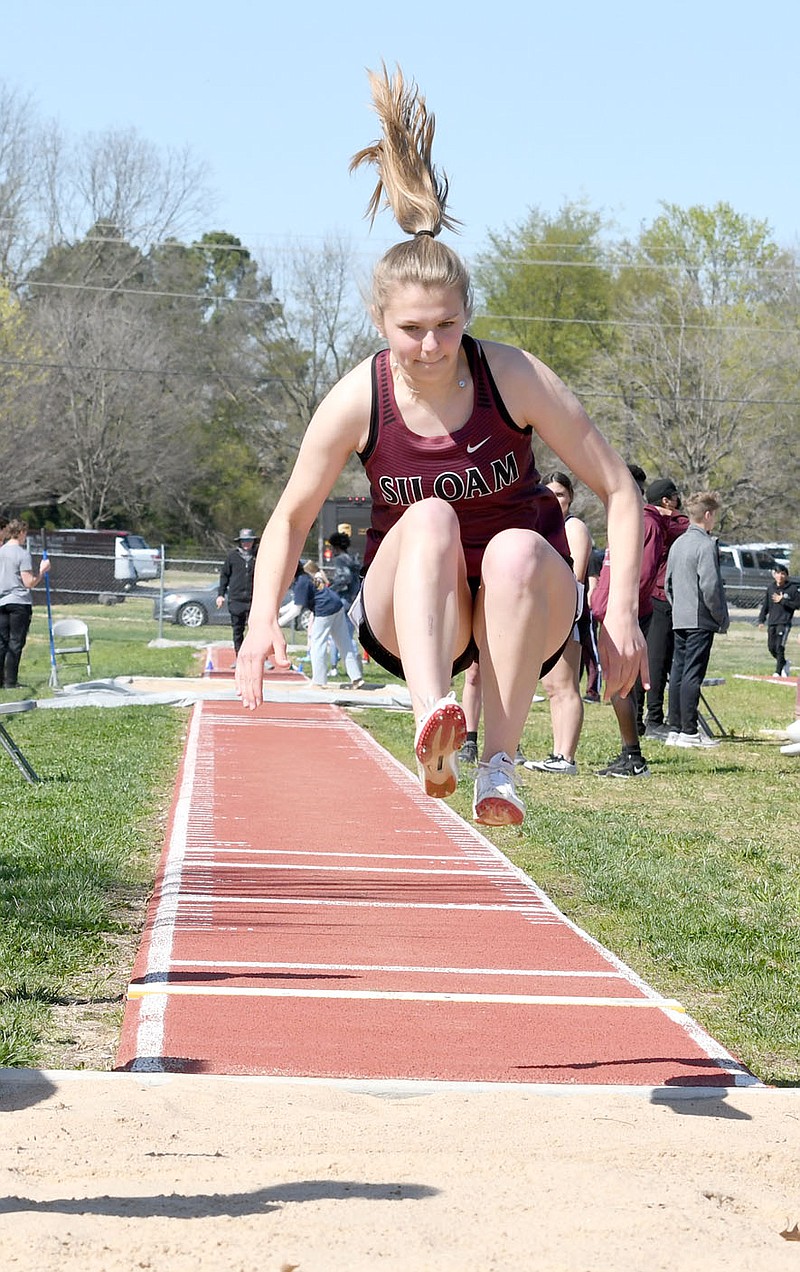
[42,547,58,689]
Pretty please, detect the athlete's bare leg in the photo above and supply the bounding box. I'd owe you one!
[473,529,576,762]
[541,638,584,762]
[461,660,482,733]
[361,498,473,722]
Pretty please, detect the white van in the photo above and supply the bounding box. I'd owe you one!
[114,533,160,582]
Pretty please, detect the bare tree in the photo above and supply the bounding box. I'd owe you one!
[23,290,195,527]
[0,82,45,279]
[249,236,379,499]
[39,127,214,255]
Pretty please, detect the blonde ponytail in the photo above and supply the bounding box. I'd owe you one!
[350,64,473,322]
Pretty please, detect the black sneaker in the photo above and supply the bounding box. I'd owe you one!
[458,739,479,765]
[596,752,650,778]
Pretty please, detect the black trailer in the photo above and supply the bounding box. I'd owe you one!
[27,529,161,605]
[318,496,372,566]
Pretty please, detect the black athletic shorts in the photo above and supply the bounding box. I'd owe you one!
[352,577,577,683]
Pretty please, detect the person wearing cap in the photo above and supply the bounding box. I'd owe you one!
[641,478,689,740]
[217,529,258,656]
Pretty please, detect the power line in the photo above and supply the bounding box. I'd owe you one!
[1,355,797,408]
[476,313,798,336]
[3,220,797,274]
[9,278,799,337]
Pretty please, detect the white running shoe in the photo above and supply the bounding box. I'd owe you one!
[523,753,577,775]
[414,692,466,798]
[665,730,681,746]
[675,731,721,748]
[473,752,525,826]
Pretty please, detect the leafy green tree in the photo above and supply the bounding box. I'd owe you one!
[591,203,798,537]
[472,200,617,385]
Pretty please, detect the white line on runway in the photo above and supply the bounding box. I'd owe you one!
[127,984,685,1010]
[174,893,559,914]
[170,958,625,978]
[182,861,513,877]
[193,848,481,863]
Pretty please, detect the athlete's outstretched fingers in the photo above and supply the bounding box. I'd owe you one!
[235,624,286,710]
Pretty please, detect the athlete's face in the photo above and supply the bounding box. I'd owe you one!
[377,284,467,385]
[547,481,573,516]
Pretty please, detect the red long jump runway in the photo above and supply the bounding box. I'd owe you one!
[116,699,758,1089]
[200,642,302,683]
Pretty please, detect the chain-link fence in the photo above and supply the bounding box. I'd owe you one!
[25,546,313,642]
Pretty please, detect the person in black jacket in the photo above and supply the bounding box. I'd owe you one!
[758,565,799,676]
[216,529,258,655]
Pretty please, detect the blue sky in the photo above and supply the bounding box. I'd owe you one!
[3,1,798,265]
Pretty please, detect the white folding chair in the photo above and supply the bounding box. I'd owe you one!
[52,618,91,679]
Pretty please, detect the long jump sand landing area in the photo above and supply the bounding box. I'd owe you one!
[116,699,757,1087]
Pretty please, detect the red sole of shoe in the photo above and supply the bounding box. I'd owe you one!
[415,702,466,798]
[473,796,524,827]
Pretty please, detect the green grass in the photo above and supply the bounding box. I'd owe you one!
[357,620,800,1086]
[1,611,797,1082]
[0,602,194,1067]
[0,704,187,1067]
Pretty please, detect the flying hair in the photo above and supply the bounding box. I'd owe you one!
[350,65,472,321]
[350,64,460,237]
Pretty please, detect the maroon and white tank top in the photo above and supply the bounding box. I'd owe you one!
[358,334,569,576]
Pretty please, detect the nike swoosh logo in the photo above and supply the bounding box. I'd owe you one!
[466,438,490,454]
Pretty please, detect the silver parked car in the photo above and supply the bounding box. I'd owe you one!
[153,584,230,628]
[153,581,304,628]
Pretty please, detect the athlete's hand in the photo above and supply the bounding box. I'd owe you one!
[598,610,650,701]
[235,620,289,710]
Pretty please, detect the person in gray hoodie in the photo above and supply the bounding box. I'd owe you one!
[664,491,729,748]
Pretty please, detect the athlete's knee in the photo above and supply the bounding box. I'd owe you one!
[482,529,566,591]
[400,496,460,541]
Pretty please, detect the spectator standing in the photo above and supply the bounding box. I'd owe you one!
[0,519,51,689]
[665,491,729,748]
[524,472,593,775]
[581,545,604,703]
[327,531,361,607]
[642,478,689,739]
[326,530,364,678]
[217,529,258,656]
[591,465,662,778]
[297,562,364,689]
[757,564,799,677]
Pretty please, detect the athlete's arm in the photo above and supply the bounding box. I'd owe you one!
[236,360,372,709]
[484,342,648,699]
